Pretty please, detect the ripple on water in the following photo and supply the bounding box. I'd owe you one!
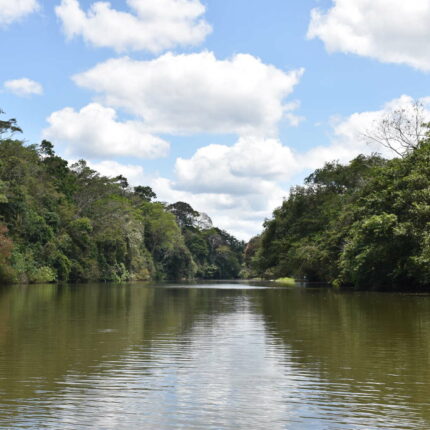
[0,284,429,429]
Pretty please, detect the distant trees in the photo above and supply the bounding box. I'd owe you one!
[166,201,244,279]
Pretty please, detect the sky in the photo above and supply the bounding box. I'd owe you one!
[2,0,430,240]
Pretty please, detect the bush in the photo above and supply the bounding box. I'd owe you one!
[28,266,56,284]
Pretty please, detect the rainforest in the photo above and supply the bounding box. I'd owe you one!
[3,111,430,290]
[0,112,244,284]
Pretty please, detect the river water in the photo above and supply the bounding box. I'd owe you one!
[0,282,429,429]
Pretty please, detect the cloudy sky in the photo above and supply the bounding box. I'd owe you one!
[2,0,430,239]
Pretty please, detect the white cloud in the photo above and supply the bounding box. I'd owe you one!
[302,95,430,169]
[55,0,211,53]
[308,0,430,71]
[82,136,295,239]
[152,175,287,240]
[3,78,43,97]
[63,96,430,240]
[87,160,146,186]
[43,52,304,239]
[43,103,170,159]
[156,136,298,239]
[75,156,274,239]
[174,136,298,194]
[0,0,39,25]
[73,52,304,136]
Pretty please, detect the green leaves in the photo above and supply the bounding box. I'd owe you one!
[0,180,7,203]
[0,109,22,137]
[0,112,243,284]
[338,213,410,287]
[253,146,430,289]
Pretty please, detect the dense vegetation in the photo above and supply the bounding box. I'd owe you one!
[246,130,430,289]
[5,107,430,290]
[0,113,243,284]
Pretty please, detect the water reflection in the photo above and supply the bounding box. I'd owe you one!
[0,284,429,429]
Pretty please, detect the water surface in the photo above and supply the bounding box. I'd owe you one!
[0,282,429,429]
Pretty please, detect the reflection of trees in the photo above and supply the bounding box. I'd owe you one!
[2,284,430,427]
[255,288,430,425]
[0,284,244,403]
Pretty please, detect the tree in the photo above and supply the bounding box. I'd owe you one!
[194,212,213,230]
[167,201,200,229]
[0,224,13,264]
[39,140,55,157]
[70,160,119,216]
[362,99,429,157]
[134,185,157,202]
[253,155,388,282]
[0,109,22,137]
[0,179,7,203]
[0,111,243,284]
[114,175,129,190]
[0,224,14,283]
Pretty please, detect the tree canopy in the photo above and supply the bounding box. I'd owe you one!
[246,130,430,289]
[0,112,244,284]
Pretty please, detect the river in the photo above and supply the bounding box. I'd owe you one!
[0,282,429,429]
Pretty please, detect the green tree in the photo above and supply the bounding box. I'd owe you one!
[0,110,243,285]
[134,185,157,202]
[167,201,200,229]
[0,109,22,137]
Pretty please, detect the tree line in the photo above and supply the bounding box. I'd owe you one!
[0,112,244,284]
[4,105,430,289]
[244,125,430,289]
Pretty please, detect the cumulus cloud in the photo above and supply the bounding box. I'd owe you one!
[0,0,39,25]
[73,52,304,136]
[43,103,170,159]
[82,136,295,239]
[3,78,43,97]
[302,95,430,169]
[308,0,430,71]
[61,96,430,240]
[157,136,299,238]
[55,0,211,53]
[87,160,146,186]
[153,175,287,240]
[174,137,298,194]
[186,95,430,238]
[43,52,304,239]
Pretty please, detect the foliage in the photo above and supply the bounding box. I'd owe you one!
[0,111,243,284]
[0,224,14,283]
[134,185,156,202]
[0,109,22,137]
[275,277,296,286]
[167,201,200,228]
[249,143,430,289]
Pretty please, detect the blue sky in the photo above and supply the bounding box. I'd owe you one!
[2,0,430,239]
